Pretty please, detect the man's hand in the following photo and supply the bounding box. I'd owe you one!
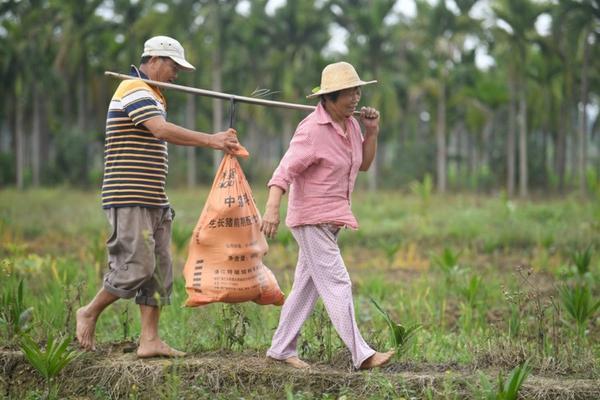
[360,106,380,136]
[260,205,280,239]
[211,128,240,153]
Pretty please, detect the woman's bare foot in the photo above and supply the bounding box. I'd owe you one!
[137,338,186,358]
[359,350,395,370]
[267,356,311,369]
[76,307,97,351]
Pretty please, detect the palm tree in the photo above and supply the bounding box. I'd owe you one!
[557,0,600,194]
[493,0,546,197]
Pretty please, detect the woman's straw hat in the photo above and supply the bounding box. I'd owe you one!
[307,62,377,99]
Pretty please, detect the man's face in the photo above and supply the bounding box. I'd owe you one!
[151,57,179,83]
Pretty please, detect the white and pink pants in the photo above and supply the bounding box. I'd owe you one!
[267,224,375,368]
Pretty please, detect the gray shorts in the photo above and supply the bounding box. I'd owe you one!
[103,206,174,306]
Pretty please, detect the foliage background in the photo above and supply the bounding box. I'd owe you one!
[0,0,598,196]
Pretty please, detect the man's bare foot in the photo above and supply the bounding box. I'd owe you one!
[359,350,395,370]
[76,307,97,351]
[267,355,311,369]
[137,338,186,358]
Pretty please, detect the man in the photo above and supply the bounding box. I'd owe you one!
[76,35,240,357]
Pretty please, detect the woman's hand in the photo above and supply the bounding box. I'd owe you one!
[260,186,285,239]
[360,106,380,136]
[260,205,280,239]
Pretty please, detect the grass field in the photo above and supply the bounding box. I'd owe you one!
[1,188,599,399]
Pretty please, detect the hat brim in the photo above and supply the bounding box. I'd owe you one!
[306,80,377,99]
[169,56,195,71]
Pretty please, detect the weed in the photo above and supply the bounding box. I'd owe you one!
[19,333,80,399]
[300,303,338,363]
[460,275,482,308]
[155,362,183,400]
[62,281,84,336]
[502,266,557,356]
[0,278,33,341]
[479,360,532,400]
[559,284,600,338]
[218,304,250,350]
[121,303,132,341]
[431,248,464,284]
[378,237,402,267]
[409,173,433,216]
[370,298,420,356]
[571,246,593,276]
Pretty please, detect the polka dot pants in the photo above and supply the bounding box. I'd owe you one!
[267,224,375,368]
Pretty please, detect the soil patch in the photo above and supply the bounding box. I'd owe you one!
[1,344,599,399]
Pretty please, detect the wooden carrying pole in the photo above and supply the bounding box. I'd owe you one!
[105,71,361,115]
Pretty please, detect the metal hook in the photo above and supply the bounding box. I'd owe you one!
[228,97,236,129]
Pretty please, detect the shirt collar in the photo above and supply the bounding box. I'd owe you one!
[130,65,148,79]
[315,102,333,125]
[314,101,352,138]
[129,65,165,106]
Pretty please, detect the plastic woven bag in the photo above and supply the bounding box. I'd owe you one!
[183,146,285,307]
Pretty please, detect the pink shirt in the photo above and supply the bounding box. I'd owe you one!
[268,102,364,229]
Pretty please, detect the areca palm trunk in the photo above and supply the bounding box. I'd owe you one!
[77,63,86,134]
[556,104,567,192]
[15,82,26,190]
[436,80,447,193]
[518,81,528,197]
[578,29,590,195]
[32,83,41,186]
[507,76,516,197]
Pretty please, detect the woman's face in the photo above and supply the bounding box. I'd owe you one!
[329,86,362,119]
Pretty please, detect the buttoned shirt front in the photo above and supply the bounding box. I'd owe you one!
[268,102,364,229]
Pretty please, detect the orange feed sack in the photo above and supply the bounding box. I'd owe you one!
[183,147,285,307]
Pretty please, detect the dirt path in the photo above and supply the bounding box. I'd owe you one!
[2,345,599,399]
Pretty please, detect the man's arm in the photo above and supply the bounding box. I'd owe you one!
[143,116,239,152]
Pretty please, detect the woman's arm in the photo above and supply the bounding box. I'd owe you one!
[359,107,380,171]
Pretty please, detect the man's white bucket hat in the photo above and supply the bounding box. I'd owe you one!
[142,35,195,71]
[307,61,376,99]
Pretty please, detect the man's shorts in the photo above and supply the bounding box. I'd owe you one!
[103,206,174,306]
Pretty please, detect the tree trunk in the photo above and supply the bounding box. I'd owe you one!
[507,77,516,197]
[436,81,446,193]
[186,93,196,188]
[556,88,568,193]
[32,83,42,186]
[481,113,493,170]
[577,29,590,195]
[518,82,528,197]
[77,63,86,134]
[15,81,26,190]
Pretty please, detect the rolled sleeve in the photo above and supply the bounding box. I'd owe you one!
[268,127,315,193]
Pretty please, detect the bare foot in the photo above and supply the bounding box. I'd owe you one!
[76,307,97,351]
[267,355,311,370]
[137,339,186,358]
[359,350,395,370]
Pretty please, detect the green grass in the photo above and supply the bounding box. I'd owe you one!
[1,188,599,398]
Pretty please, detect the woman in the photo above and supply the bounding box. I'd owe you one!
[260,62,394,370]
